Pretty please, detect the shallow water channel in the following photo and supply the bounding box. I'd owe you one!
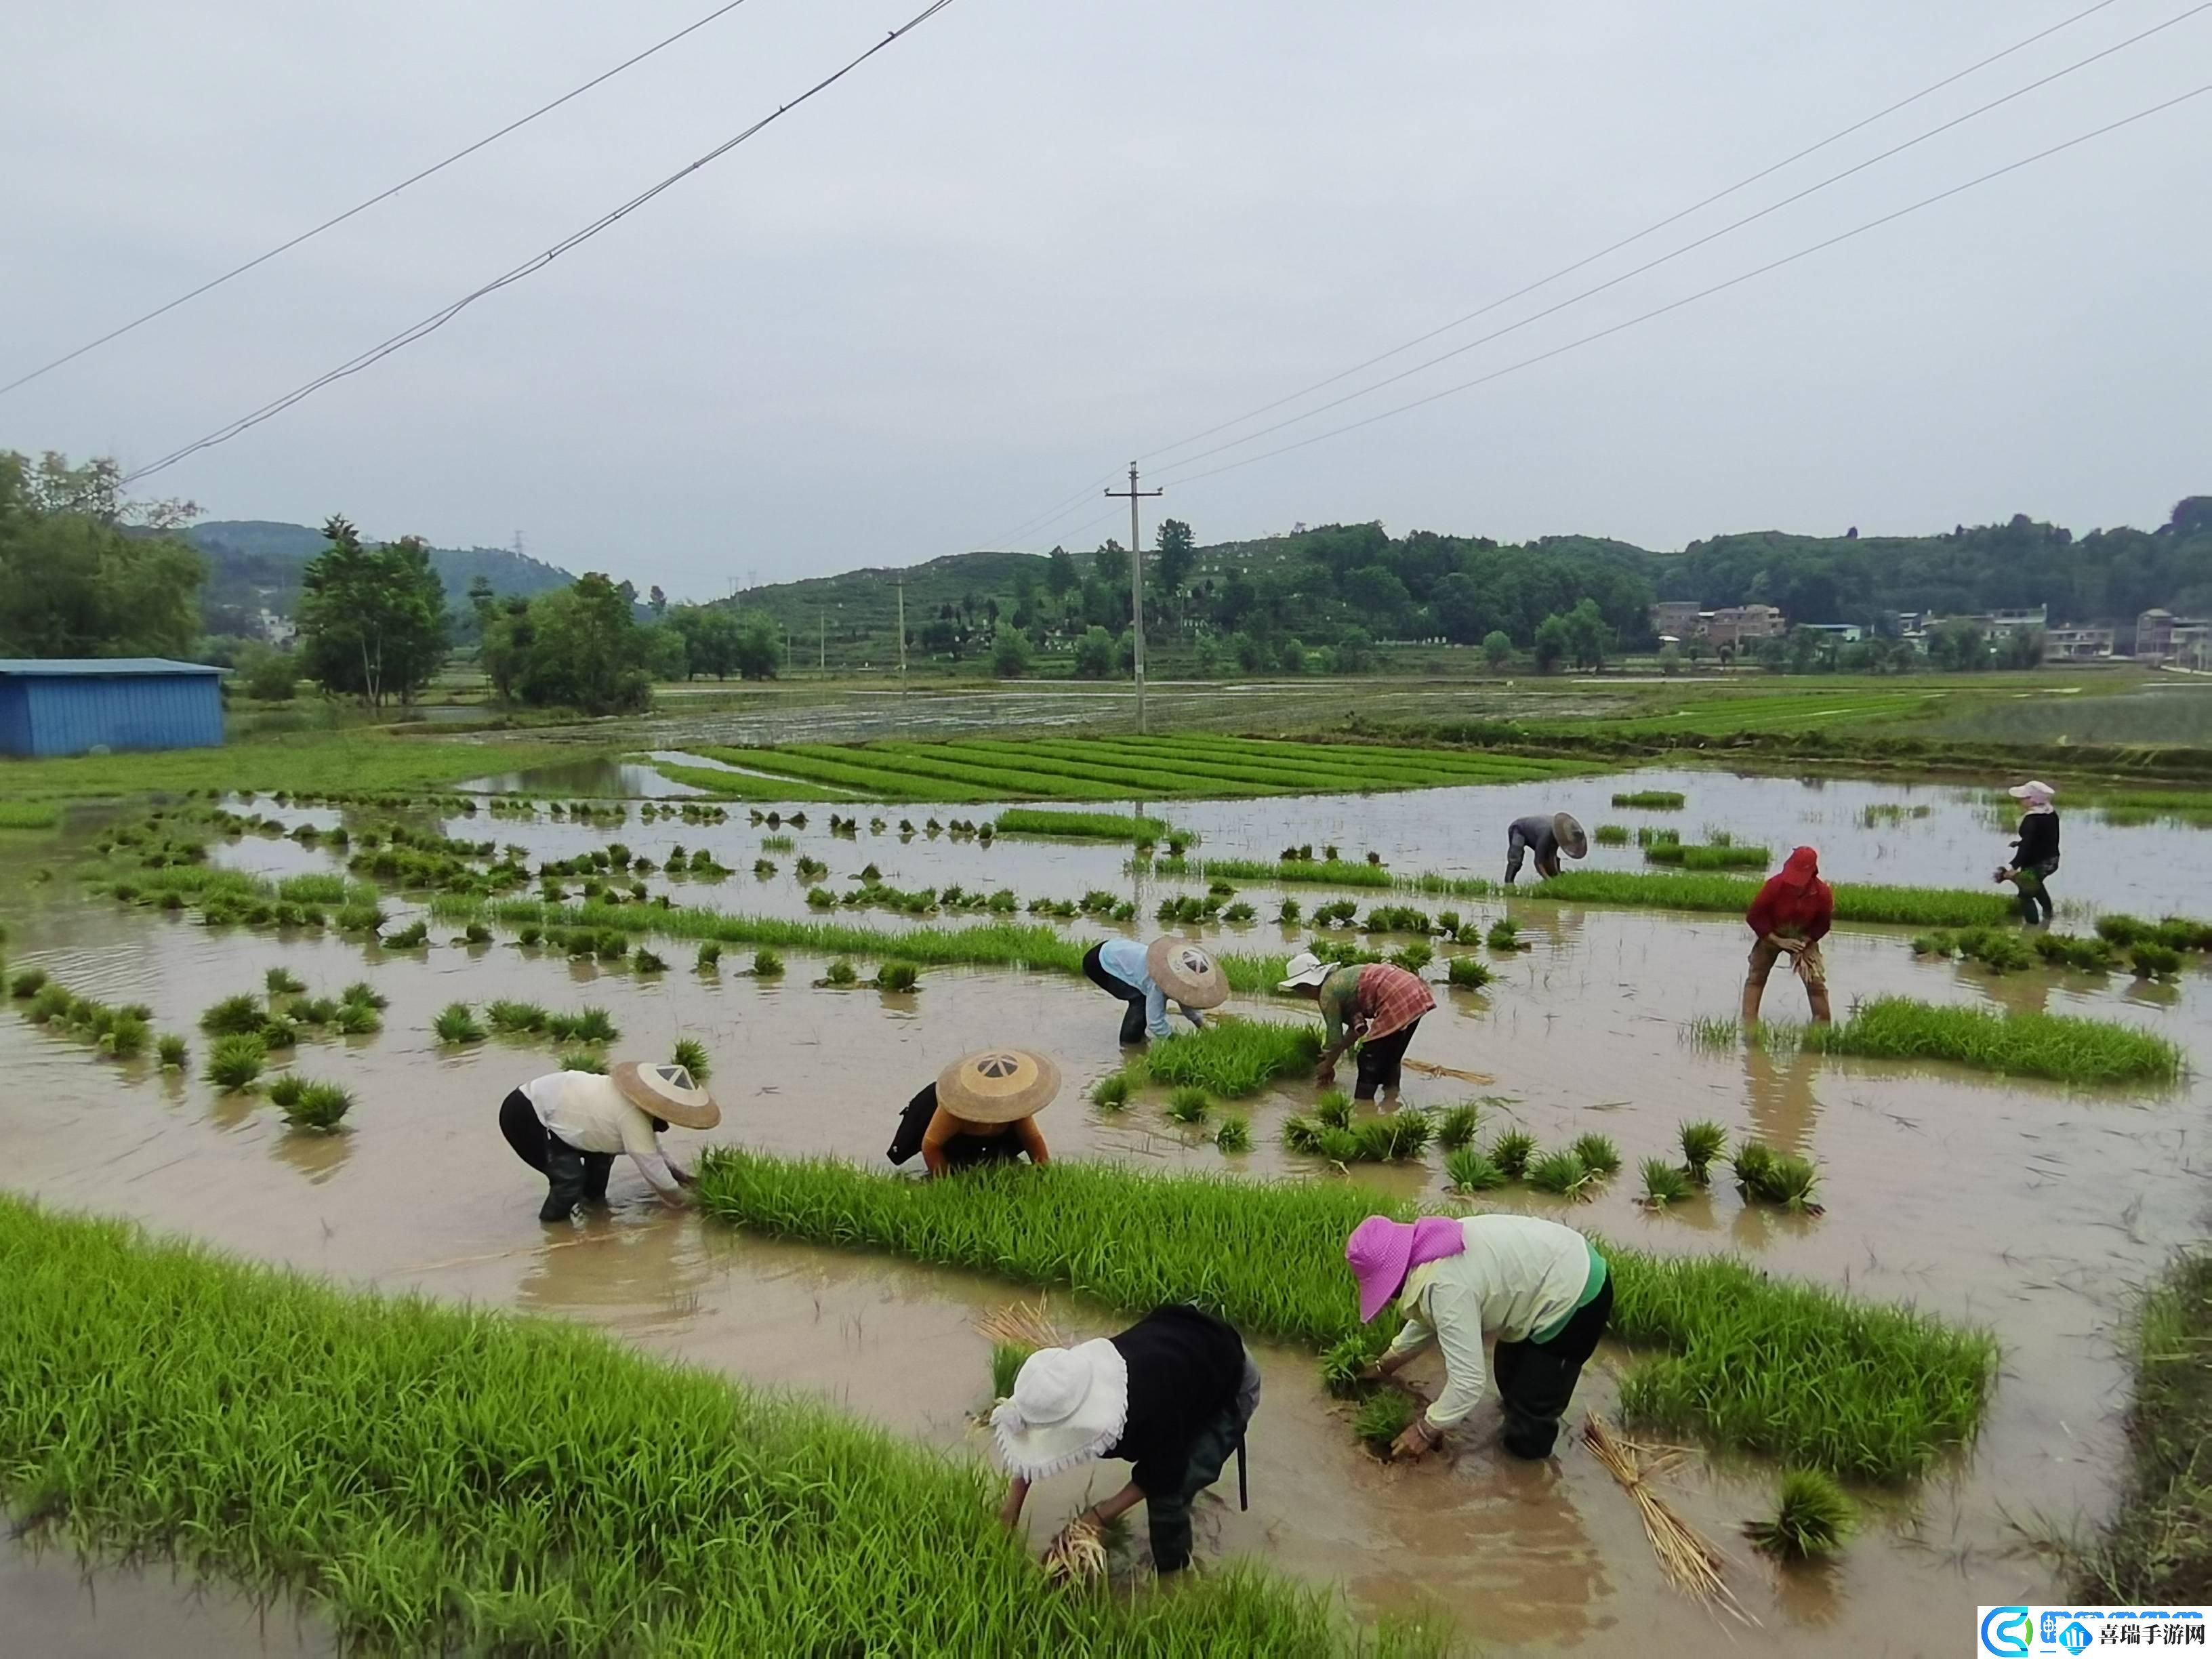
[2,766,2207,1654]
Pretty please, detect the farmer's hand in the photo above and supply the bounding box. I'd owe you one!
[1315,1063,1336,1086]
[1390,1421,1435,1462]
[670,1166,697,1187]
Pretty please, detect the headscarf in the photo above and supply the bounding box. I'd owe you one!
[1346,1214,1467,1324]
[2008,780,2057,814]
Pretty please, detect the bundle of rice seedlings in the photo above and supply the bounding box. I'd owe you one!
[1388,942,1433,975]
[1042,1516,1107,1587]
[340,981,388,1010]
[264,967,306,997]
[1354,1389,1418,1456]
[1353,1112,1435,1162]
[752,949,785,978]
[695,941,724,972]
[1435,1102,1481,1149]
[671,1038,712,1082]
[1641,1159,1692,1208]
[989,1342,1033,1401]
[1446,956,1492,989]
[2132,941,2184,980]
[1570,1133,1622,1178]
[9,968,47,998]
[1582,1414,1749,1619]
[1733,1141,1777,1192]
[205,1034,267,1091]
[258,1017,298,1051]
[101,1017,150,1059]
[1314,1089,1355,1130]
[283,1081,354,1133]
[1090,1074,1130,1111]
[266,1073,308,1109]
[433,1003,487,1045]
[1165,1086,1210,1124]
[822,960,859,987]
[1491,1129,1536,1180]
[1280,1115,1325,1154]
[559,1050,608,1073]
[517,926,544,948]
[1446,1147,1505,1193]
[1528,1149,1593,1200]
[199,994,265,1036]
[571,1008,619,1044]
[633,949,669,975]
[462,924,494,947]
[293,997,340,1027]
[1734,1143,1822,1212]
[156,1033,188,1069]
[1679,1121,1727,1184]
[1486,919,1524,951]
[1276,898,1303,925]
[1744,1469,1855,1561]
[384,920,430,949]
[486,1000,549,1035]
[1593,824,1630,845]
[875,961,922,993]
[333,1002,381,1036]
[1319,1333,1376,1397]
[1214,1115,1252,1153]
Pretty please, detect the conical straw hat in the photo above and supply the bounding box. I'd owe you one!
[611,1060,721,1130]
[1551,812,1589,859]
[937,1048,1061,1124]
[1145,937,1229,1010]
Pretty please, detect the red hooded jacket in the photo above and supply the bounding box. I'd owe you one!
[1746,846,1832,942]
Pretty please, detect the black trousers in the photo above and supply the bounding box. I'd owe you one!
[1353,1019,1420,1100]
[1492,1275,1614,1458]
[1083,942,1151,1046]
[499,1088,613,1223]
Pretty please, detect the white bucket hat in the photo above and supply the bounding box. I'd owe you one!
[2007,780,2057,802]
[1277,950,1332,991]
[990,1339,1130,1482]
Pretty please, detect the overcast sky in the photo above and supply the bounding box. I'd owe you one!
[4,0,2207,595]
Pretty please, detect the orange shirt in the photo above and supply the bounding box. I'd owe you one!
[919,1109,1050,1176]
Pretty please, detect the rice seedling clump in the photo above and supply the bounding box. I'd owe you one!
[1490,1130,1536,1180]
[434,1002,487,1045]
[1165,1086,1210,1124]
[1679,1121,1727,1183]
[1805,996,2183,1085]
[282,1080,354,1132]
[1446,956,1492,989]
[1434,1103,1481,1149]
[752,949,785,977]
[1214,1115,1252,1153]
[1569,1133,1621,1177]
[1528,1149,1593,1200]
[1641,1159,1692,1208]
[205,1034,266,1091]
[1744,1469,1856,1560]
[671,1037,712,1081]
[1446,1147,1505,1193]
[1090,1074,1130,1110]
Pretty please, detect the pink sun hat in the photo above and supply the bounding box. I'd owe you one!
[1347,1214,1469,1323]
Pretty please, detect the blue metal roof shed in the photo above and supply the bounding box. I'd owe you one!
[0,659,228,758]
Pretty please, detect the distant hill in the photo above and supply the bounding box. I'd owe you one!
[727,550,1053,668]
[187,520,575,630]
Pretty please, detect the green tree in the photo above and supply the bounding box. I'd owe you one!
[1481,630,1513,668]
[0,450,206,659]
[1155,518,1197,634]
[730,610,781,680]
[1072,626,1116,680]
[1563,598,1612,671]
[508,574,652,714]
[296,517,449,706]
[668,604,742,678]
[1328,626,1376,674]
[478,596,533,701]
[642,623,689,682]
[236,643,298,701]
[1532,612,1570,672]
[1657,642,1683,676]
[1277,636,1307,675]
[990,629,1030,678]
[1045,547,1079,598]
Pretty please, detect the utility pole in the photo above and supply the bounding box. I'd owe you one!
[895,578,909,700]
[819,609,827,673]
[1104,462,1163,733]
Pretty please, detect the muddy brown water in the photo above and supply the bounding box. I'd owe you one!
[5,782,2211,1654]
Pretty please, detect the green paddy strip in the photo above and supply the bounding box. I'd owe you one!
[434,897,1291,994]
[1528,870,2016,928]
[0,1195,1420,1657]
[775,743,1136,802]
[1134,733,1593,782]
[992,807,1176,841]
[643,760,858,802]
[1155,856,1399,890]
[1016,738,1422,795]
[695,1154,2001,1481]
[890,740,1277,800]
[1071,737,1542,795]
[1803,996,2185,1086]
[693,747,998,804]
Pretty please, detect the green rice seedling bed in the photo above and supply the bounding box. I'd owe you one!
[774,745,1134,802]
[0,1195,1426,1658]
[1138,733,1591,784]
[1120,1018,1324,1099]
[1805,996,2184,1086]
[647,761,859,802]
[1612,790,1686,808]
[1069,737,1565,797]
[1153,856,1397,890]
[1530,871,2015,928]
[898,741,1265,800]
[993,807,1174,841]
[1643,843,1771,871]
[694,747,1000,804]
[696,1154,2000,1480]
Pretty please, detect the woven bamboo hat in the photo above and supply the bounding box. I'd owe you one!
[1551,812,1589,859]
[937,1048,1062,1124]
[1145,937,1230,1010]
[611,1060,721,1130]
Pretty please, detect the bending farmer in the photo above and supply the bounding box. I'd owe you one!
[1504,812,1588,884]
[1279,952,1435,1101]
[1742,845,1834,1027]
[886,1048,1059,1176]
[1345,1213,1612,1461]
[498,1061,716,1223]
[996,1304,1261,1576]
[1081,936,1227,1046]
[1997,779,2060,926]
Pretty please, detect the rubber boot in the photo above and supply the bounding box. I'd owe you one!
[1805,983,1833,1025]
[1740,977,1765,1029]
[541,1139,592,1223]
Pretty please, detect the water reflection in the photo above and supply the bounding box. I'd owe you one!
[1742,1045,1822,1155]
[268,1126,353,1185]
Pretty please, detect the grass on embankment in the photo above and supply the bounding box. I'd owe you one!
[696,1154,1999,1482]
[1805,996,2184,1086]
[2068,1249,2212,1601]
[0,1195,1436,1658]
[0,730,580,804]
[1530,869,2015,928]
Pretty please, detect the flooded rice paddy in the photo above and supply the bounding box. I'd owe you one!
[3,765,2208,1654]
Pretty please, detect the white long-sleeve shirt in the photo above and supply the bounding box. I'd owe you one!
[525,1071,683,1196]
[1383,1214,1603,1428]
[1098,937,1206,1041]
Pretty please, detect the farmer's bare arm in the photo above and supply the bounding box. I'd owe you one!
[999,1476,1031,1528]
[1075,1480,1145,1530]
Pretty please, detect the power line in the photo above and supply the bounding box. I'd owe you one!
[1151,0,2210,483]
[119,0,958,485]
[1,0,768,400]
[1134,0,2135,469]
[1164,83,2210,490]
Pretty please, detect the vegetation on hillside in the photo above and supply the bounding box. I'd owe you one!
[0,450,205,659]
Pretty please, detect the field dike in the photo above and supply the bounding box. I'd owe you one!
[0,1195,1448,1658]
[695,1154,2001,1482]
